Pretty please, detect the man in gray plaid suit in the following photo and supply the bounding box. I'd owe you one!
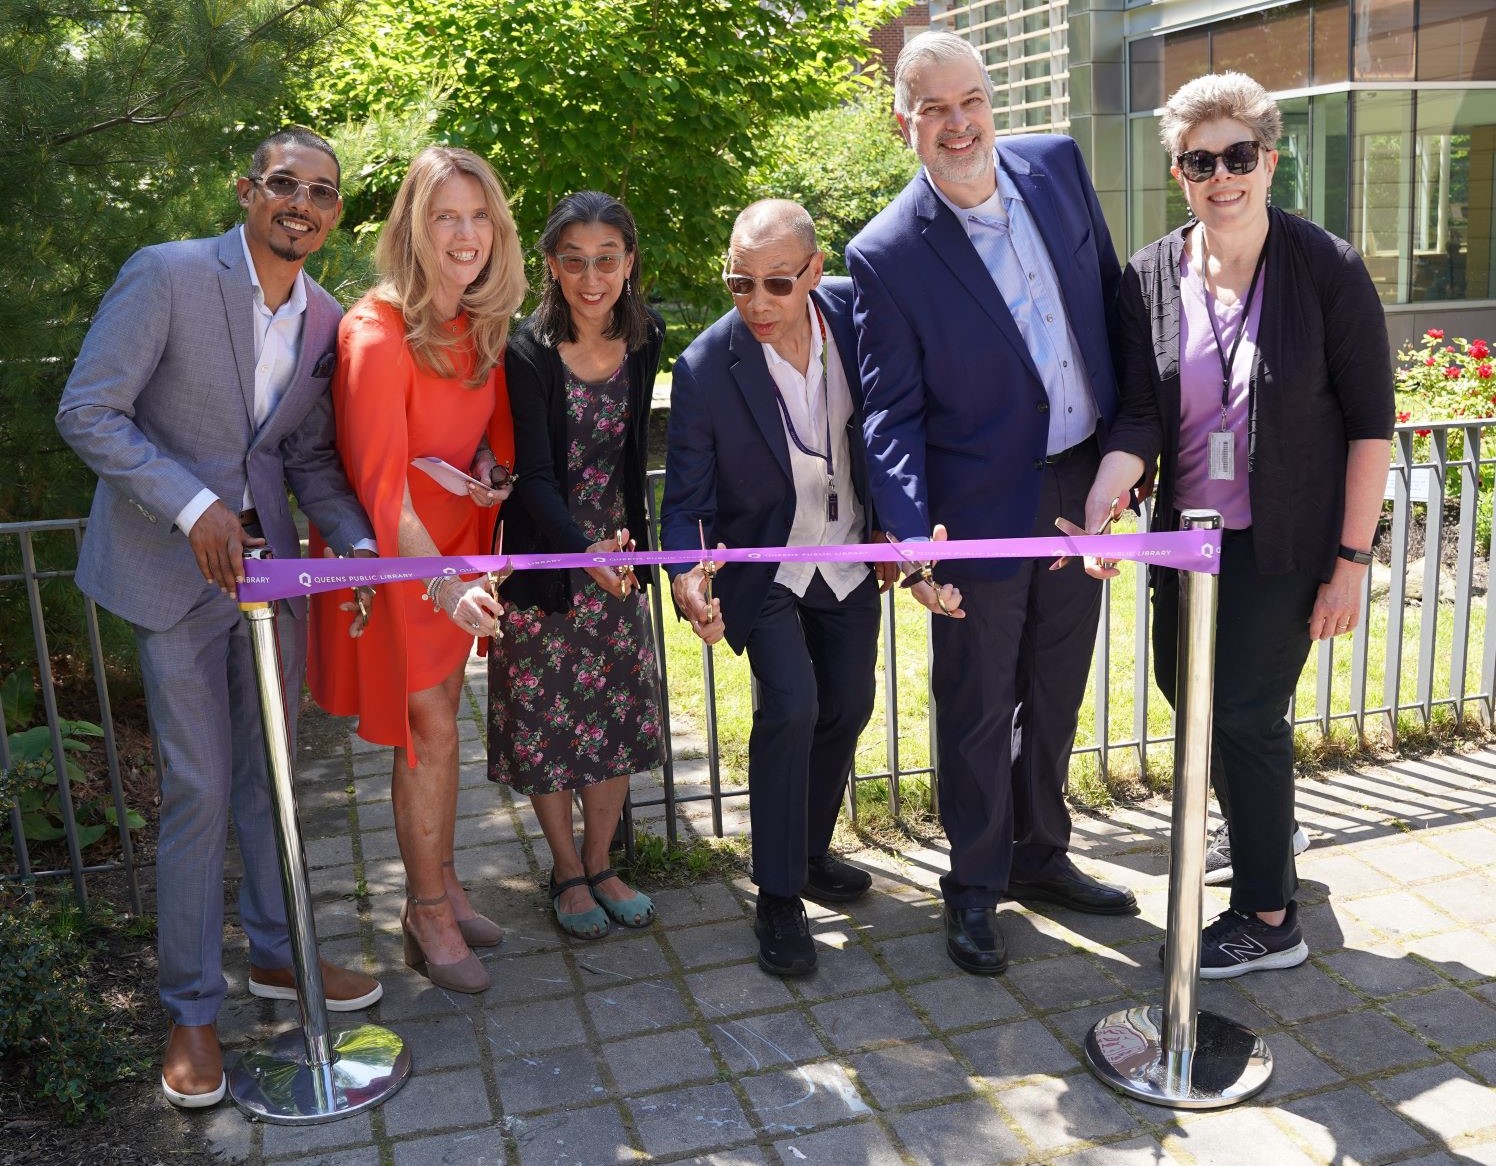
[57,128,381,1108]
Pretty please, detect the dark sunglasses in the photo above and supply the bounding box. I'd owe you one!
[722,255,815,298]
[1175,140,1263,183]
[246,173,341,210]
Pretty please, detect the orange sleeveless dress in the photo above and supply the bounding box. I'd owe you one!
[308,297,513,763]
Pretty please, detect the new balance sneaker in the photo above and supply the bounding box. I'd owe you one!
[755,892,816,976]
[1197,903,1309,979]
[1203,822,1311,886]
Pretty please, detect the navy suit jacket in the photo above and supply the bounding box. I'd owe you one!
[660,278,872,652]
[846,134,1122,584]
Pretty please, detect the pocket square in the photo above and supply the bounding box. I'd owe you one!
[312,351,336,378]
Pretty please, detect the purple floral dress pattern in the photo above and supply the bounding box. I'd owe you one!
[487,361,663,794]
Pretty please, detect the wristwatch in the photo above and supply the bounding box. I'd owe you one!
[1337,544,1373,565]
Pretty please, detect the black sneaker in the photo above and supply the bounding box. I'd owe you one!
[1197,903,1308,979]
[804,854,872,904]
[755,892,816,976]
[1203,822,1310,886]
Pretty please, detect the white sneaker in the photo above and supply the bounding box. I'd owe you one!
[1202,823,1310,886]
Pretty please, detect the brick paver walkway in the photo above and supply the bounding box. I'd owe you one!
[201,659,1496,1166]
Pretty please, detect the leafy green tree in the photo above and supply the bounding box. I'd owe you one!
[292,0,905,338]
[749,94,918,275]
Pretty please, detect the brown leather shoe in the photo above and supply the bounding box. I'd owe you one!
[161,1023,225,1108]
[248,958,383,1011]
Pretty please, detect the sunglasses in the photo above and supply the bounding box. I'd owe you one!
[246,174,341,210]
[722,255,815,298]
[1175,140,1263,183]
[554,252,627,276]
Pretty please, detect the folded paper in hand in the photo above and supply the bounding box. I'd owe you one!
[411,457,485,496]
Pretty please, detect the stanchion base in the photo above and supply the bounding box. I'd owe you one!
[229,1023,410,1125]
[1084,1005,1271,1110]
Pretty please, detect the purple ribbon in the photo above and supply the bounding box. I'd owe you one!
[237,530,1221,602]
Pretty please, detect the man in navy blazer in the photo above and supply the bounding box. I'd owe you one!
[57,128,380,1107]
[846,32,1136,975]
[662,201,895,977]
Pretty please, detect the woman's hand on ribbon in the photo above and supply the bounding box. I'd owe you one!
[905,525,965,619]
[586,529,635,598]
[433,575,504,638]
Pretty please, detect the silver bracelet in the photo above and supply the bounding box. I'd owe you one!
[425,575,456,611]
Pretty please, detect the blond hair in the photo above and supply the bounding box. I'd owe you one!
[373,146,526,387]
[1160,73,1282,157]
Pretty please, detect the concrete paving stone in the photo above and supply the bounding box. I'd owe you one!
[1416,874,1496,925]
[363,857,409,894]
[201,1105,258,1164]
[810,989,932,1053]
[275,1152,384,1166]
[709,1011,829,1075]
[494,1042,608,1114]
[359,826,402,863]
[355,798,396,832]
[1003,953,1127,1014]
[260,1112,373,1159]
[382,1065,494,1135]
[794,943,893,1001]
[951,1017,1082,1087]
[1385,987,1496,1053]
[452,813,509,850]
[1252,1030,1349,1102]
[995,908,1090,963]
[455,782,505,817]
[1049,1136,1184,1166]
[845,892,943,940]
[1468,1049,1496,1086]
[650,882,747,927]
[1406,929,1496,982]
[310,896,364,940]
[772,1120,905,1166]
[685,961,797,1018]
[1297,1008,1439,1075]
[393,1129,508,1166]
[1357,839,1469,882]
[571,934,674,986]
[1048,902,1161,947]
[303,833,354,870]
[744,1061,874,1135]
[874,931,964,984]
[1278,1085,1433,1165]
[485,996,588,1054]
[585,978,696,1039]
[668,920,761,970]
[1297,851,1400,897]
[508,1104,635,1166]
[1344,890,1460,940]
[1479,983,1496,1008]
[848,1038,976,1109]
[1457,1140,1496,1166]
[994,1072,1140,1153]
[484,949,575,1000]
[1297,899,1382,951]
[1233,961,1364,1022]
[627,1081,755,1157]
[367,961,484,1020]
[1165,1108,1323,1165]
[888,1096,1029,1165]
[1427,824,1496,868]
[397,1011,483,1070]
[453,839,534,881]
[1319,945,1450,997]
[1370,1063,1496,1141]
[674,1151,771,1166]
[602,1027,719,1095]
[905,970,1026,1032]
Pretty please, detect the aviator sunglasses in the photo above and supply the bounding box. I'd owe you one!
[722,255,815,297]
[246,173,341,210]
[1175,140,1264,183]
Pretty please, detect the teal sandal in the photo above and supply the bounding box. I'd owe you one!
[587,868,655,928]
[549,872,608,940]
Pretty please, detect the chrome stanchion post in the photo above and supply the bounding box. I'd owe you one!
[1084,510,1271,1109]
[228,553,410,1124]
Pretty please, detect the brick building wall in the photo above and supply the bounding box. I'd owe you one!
[868,4,931,82]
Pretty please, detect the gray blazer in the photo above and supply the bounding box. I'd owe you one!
[56,227,371,631]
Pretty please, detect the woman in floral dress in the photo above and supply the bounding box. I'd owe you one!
[490,191,665,938]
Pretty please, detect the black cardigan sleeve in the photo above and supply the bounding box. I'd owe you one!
[506,323,592,555]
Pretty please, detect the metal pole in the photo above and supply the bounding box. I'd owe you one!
[228,571,409,1124]
[1085,510,1271,1108]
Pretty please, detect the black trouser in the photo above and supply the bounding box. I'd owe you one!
[743,571,881,898]
[1153,526,1319,913]
[930,443,1103,909]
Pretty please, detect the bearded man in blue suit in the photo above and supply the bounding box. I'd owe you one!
[846,32,1137,976]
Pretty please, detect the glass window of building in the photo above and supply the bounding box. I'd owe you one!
[1418,0,1496,82]
[1212,5,1310,91]
[1409,90,1496,302]
[1354,0,1416,81]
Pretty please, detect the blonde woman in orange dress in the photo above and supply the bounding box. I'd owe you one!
[310,147,526,993]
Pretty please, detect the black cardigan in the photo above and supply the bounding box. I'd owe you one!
[1104,208,1395,584]
[498,308,665,613]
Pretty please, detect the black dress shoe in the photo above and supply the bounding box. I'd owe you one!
[803,854,873,904]
[1007,856,1138,916]
[944,905,1008,975]
[755,892,816,976]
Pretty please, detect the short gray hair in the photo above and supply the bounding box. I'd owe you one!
[1160,72,1282,157]
[893,30,993,118]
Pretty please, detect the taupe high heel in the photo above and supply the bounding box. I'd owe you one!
[442,860,504,948]
[401,893,490,994]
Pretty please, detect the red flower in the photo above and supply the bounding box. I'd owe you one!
[1427,328,1445,340]
[1397,410,1411,423]
[1416,428,1432,437]
[1445,365,1461,378]
[1445,345,1456,353]
[1480,364,1494,379]
[1426,357,1438,367]
[1471,340,1490,360]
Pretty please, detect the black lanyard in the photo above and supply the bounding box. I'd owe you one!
[1200,232,1267,431]
[769,305,839,522]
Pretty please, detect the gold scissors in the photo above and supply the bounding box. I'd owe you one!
[698,519,718,617]
[892,539,952,616]
[614,527,637,598]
